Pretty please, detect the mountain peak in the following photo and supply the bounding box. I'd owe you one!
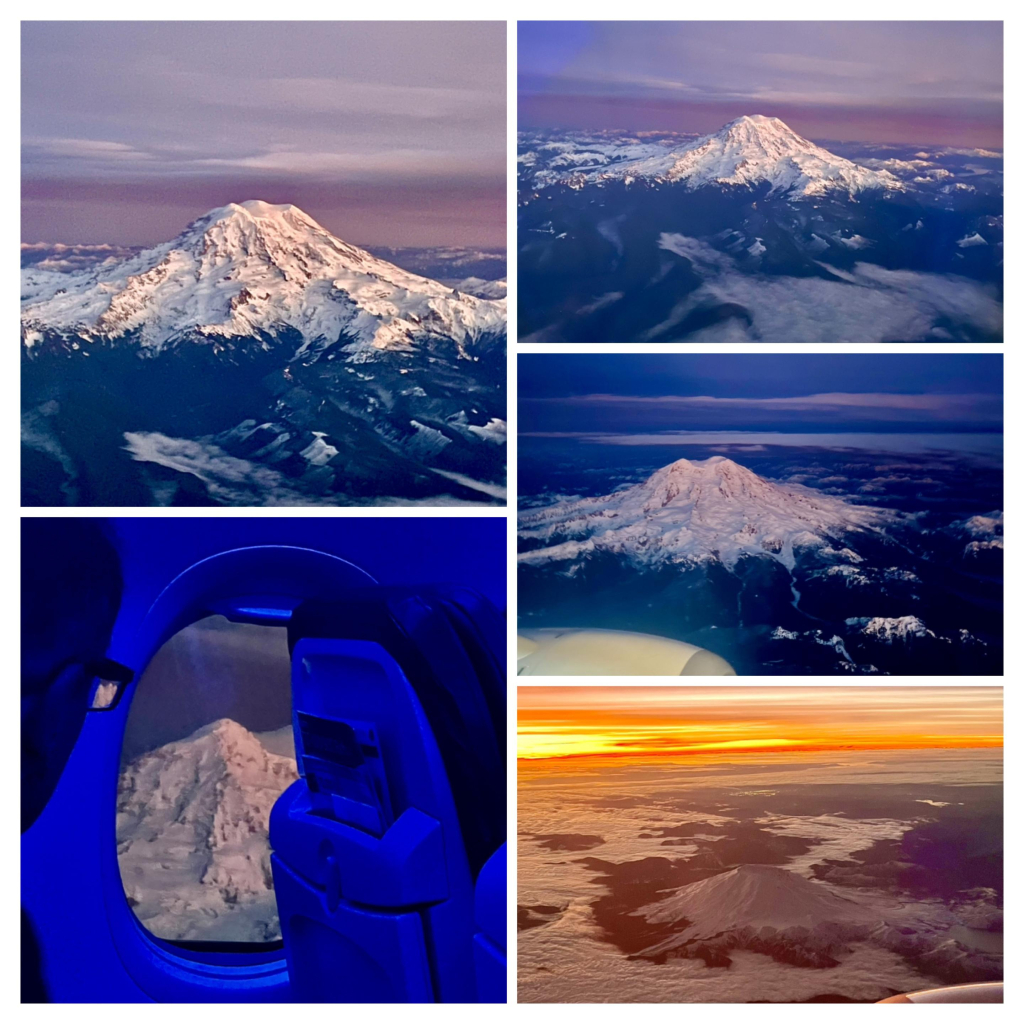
[635,865,880,955]
[527,115,903,197]
[714,115,812,152]
[663,116,902,195]
[659,454,745,474]
[518,456,894,572]
[236,199,299,216]
[202,199,321,231]
[720,113,793,133]
[638,455,778,510]
[193,716,259,743]
[22,200,506,356]
[117,719,298,942]
[173,717,281,771]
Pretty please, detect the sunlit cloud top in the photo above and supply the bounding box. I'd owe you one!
[518,686,1003,761]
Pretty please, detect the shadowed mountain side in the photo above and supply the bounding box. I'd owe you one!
[22,202,507,506]
[519,453,1001,674]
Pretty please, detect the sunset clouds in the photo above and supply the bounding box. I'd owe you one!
[518,686,1003,760]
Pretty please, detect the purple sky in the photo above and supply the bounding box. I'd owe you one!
[519,21,1003,148]
[22,22,506,247]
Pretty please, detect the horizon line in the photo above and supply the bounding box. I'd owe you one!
[518,739,1004,763]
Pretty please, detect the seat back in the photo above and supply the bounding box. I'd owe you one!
[473,844,507,1003]
[270,587,506,1003]
[271,638,475,1001]
[287,589,506,875]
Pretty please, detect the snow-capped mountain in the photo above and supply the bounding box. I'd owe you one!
[117,718,298,942]
[635,865,881,957]
[22,200,507,507]
[519,439,1001,674]
[630,864,998,980]
[951,510,1003,559]
[525,116,904,197]
[21,200,505,358]
[452,276,508,300]
[847,615,936,643]
[518,456,894,572]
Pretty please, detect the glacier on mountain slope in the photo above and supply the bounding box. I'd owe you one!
[518,456,895,573]
[117,718,298,942]
[21,200,505,357]
[526,116,904,197]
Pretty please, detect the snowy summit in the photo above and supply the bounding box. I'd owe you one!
[518,455,894,572]
[117,718,298,942]
[21,200,506,357]
[529,115,905,197]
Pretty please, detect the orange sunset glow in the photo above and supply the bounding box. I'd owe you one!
[517,686,1003,761]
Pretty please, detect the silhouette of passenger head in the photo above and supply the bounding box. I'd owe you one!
[21,519,123,832]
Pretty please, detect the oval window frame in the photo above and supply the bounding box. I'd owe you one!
[103,545,376,1002]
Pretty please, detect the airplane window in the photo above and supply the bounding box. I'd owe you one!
[117,615,297,947]
[91,681,119,709]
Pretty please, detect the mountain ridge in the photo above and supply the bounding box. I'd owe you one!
[518,455,895,572]
[525,115,905,197]
[22,199,506,358]
[627,863,999,982]
[117,717,298,942]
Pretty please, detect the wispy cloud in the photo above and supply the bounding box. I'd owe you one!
[518,21,1002,147]
[525,392,1002,419]
[641,234,1002,344]
[21,21,505,246]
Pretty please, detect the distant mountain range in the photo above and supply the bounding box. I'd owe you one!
[518,116,1002,343]
[518,457,1002,674]
[117,718,297,943]
[21,201,506,506]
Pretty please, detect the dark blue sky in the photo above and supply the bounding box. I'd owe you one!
[519,21,1003,148]
[519,354,1003,435]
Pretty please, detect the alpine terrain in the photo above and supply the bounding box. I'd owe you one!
[524,115,904,196]
[117,718,298,943]
[518,456,1002,674]
[633,865,964,971]
[518,115,1002,343]
[22,201,507,506]
[519,748,1004,1002]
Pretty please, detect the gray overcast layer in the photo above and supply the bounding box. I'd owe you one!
[22,21,506,246]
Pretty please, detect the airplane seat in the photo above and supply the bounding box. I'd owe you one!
[270,587,506,1003]
[424,585,507,763]
[472,843,507,1003]
[286,589,506,874]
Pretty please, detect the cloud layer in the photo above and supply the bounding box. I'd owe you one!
[519,21,1002,148]
[22,22,506,246]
